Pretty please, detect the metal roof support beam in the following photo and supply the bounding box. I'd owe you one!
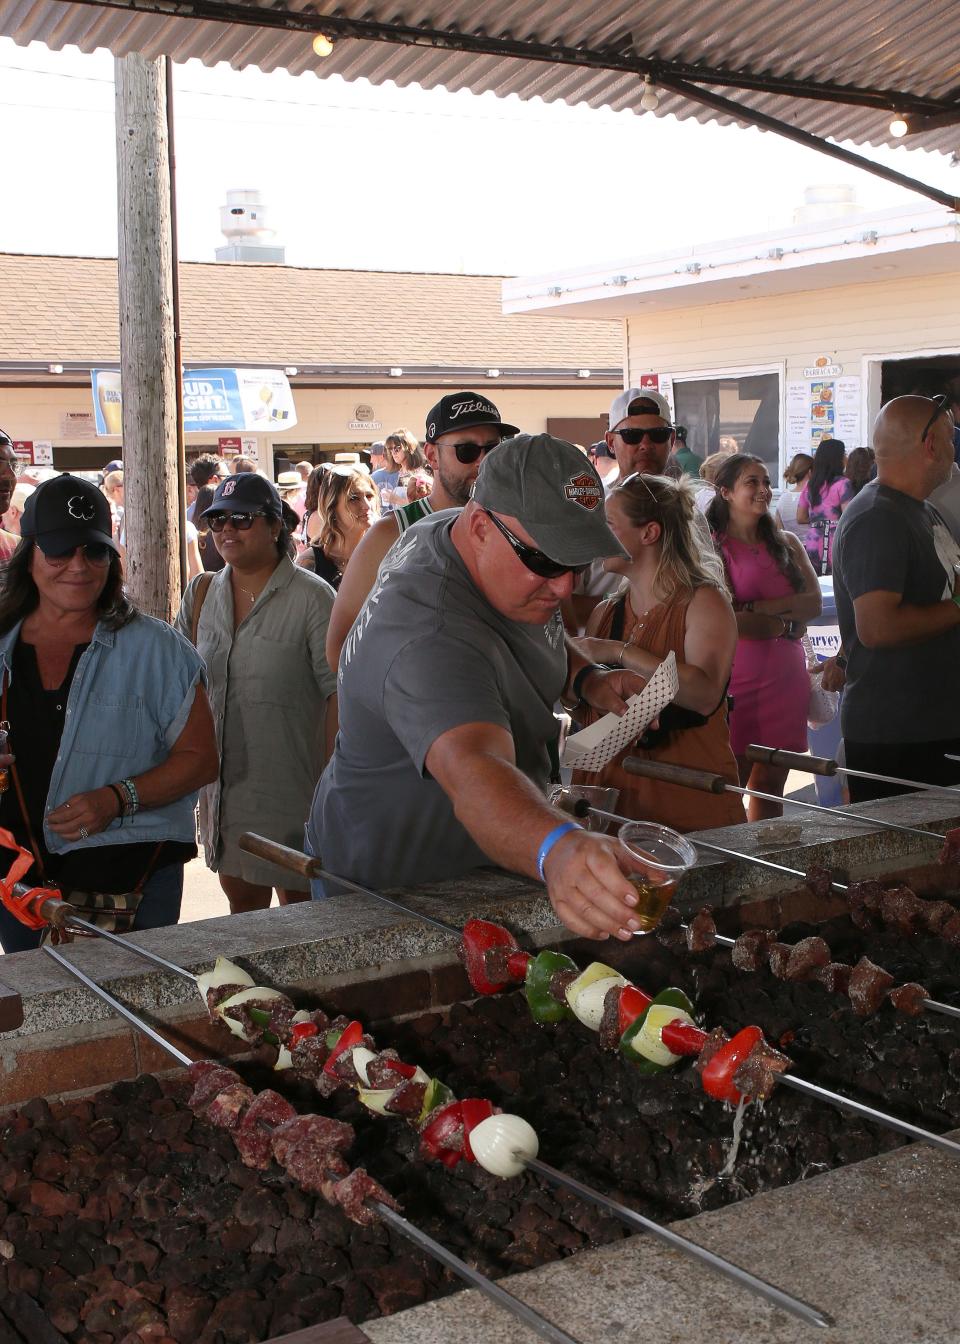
[660,76,960,212]
[71,0,959,120]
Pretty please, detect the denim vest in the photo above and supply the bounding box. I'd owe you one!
[0,613,206,854]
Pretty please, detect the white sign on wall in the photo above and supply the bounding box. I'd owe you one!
[33,440,54,465]
[786,375,861,453]
[61,412,96,439]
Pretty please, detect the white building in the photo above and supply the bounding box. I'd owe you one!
[503,200,960,482]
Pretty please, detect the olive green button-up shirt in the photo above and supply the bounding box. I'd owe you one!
[176,556,336,887]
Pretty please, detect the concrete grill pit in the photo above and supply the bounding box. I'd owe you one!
[2,793,960,1343]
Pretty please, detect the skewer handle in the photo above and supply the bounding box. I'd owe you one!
[622,757,728,793]
[745,745,837,776]
[239,833,321,879]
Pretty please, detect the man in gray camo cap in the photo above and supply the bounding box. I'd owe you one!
[307,433,648,943]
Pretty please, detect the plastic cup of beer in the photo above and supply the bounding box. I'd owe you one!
[617,821,698,934]
[549,784,620,832]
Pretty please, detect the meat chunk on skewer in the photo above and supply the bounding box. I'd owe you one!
[847,879,883,931]
[732,1037,792,1101]
[878,886,925,937]
[784,936,831,982]
[331,1168,402,1227]
[887,982,929,1017]
[205,1084,256,1130]
[686,907,717,953]
[598,984,624,1052]
[233,1089,298,1168]
[804,865,834,899]
[847,957,896,1017]
[942,914,960,949]
[271,1113,354,1165]
[186,1061,244,1111]
[731,928,777,972]
[939,826,960,866]
[815,962,852,995]
[920,900,957,936]
[767,944,792,979]
[693,1026,730,1074]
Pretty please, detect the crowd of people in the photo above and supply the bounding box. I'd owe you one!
[0,380,958,950]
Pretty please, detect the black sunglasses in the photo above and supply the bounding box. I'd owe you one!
[484,509,588,579]
[41,542,113,567]
[446,437,502,465]
[920,393,950,443]
[206,511,266,532]
[613,426,674,446]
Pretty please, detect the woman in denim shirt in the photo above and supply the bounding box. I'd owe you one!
[0,474,218,953]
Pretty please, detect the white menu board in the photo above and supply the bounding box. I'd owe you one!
[786,375,861,455]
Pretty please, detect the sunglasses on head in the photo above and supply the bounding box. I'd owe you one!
[447,437,502,465]
[41,542,113,567]
[920,393,950,443]
[484,509,588,580]
[613,426,674,446]
[206,511,266,532]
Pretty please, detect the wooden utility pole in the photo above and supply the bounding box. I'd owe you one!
[115,53,181,621]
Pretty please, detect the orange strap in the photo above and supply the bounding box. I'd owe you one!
[0,826,59,929]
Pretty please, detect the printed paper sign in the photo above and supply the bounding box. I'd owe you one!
[561,653,679,772]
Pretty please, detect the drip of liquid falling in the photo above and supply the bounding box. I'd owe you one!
[719,1094,750,1178]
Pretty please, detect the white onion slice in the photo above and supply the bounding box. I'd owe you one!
[215,986,287,1040]
[351,1047,378,1086]
[357,1087,395,1116]
[195,956,254,1004]
[630,1006,696,1066]
[569,975,627,1032]
[468,1113,539,1179]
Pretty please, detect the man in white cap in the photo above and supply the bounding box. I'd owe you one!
[604,388,676,488]
[307,434,649,943]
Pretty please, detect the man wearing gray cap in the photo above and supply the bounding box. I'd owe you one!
[306,434,648,942]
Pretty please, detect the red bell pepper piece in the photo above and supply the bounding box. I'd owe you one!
[389,1058,418,1080]
[508,950,532,980]
[700,1025,764,1104]
[660,1018,708,1057]
[322,1019,364,1078]
[460,1098,496,1162]
[617,984,653,1036]
[461,919,524,995]
[289,1021,319,1046]
[420,1100,466,1169]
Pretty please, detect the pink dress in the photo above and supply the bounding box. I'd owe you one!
[721,536,809,755]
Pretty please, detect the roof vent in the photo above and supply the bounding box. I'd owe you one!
[215,189,286,264]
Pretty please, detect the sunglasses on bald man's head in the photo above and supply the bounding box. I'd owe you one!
[920,393,950,443]
[613,426,674,446]
[483,509,588,579]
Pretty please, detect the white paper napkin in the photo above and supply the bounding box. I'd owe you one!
[561,652,680,772]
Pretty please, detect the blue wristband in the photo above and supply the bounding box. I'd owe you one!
[537,821,582,882]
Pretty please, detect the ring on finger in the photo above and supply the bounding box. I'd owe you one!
[79,826,89,840]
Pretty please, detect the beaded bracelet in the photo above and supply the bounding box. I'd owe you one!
[118,777,141,816]
[108,783,127,817]
[537,821,581,882]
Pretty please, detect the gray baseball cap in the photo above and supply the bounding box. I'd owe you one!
[609,387,672,429]
[473,433,628,566]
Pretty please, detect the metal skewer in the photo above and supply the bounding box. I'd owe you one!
[621,756,945,843]
[522,1155,832,1330]
[747,744,960,803]
[64,916,198,982]
[40,944,584,1344]
[583,803,960,1021]
[57,845,836,1330]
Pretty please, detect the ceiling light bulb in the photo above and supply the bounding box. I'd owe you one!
[312,33,334,58]
[889,114,908,138]
[283,366,298,376]
[640,77,660,113]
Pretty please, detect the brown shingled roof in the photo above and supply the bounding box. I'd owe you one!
[0,253,621,370]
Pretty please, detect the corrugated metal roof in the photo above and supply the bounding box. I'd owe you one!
[3,0,960,155]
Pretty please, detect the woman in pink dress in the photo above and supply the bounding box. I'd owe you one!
[796,437,853,575]
[707,455,822,819]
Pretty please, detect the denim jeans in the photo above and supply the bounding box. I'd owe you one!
[0,862,185,955]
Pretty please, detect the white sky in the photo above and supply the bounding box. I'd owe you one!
[1,36,958,276]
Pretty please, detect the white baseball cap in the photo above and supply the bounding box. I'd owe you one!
[608,387,672,430]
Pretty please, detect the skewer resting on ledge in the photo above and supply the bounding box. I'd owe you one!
[39,943,586,1344]
[746,744,960,802]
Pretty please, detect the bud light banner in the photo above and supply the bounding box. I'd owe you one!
[91,368,297,435]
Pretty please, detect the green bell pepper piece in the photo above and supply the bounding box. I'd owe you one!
[524,950,577,1024]
[619,986,694,1073]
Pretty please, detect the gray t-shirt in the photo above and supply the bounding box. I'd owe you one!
[833,480,960,743]
[306,511,568,889]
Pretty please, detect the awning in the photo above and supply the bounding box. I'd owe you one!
[3,0,959,158]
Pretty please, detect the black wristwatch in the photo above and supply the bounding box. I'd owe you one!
[571,662,609,705]
[835,654,848,669]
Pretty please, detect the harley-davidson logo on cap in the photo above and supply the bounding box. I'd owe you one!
[563,473,602,511]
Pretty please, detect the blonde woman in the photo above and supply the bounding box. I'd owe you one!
[299,468,380,588]
[574,473,743,830]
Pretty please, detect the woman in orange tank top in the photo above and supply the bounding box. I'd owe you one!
[573,472,743,832]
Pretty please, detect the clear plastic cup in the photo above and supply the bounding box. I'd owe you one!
[549,785,620,832]
[617,821,698,934]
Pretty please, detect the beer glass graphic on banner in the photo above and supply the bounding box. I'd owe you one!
[94,371,123,435]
